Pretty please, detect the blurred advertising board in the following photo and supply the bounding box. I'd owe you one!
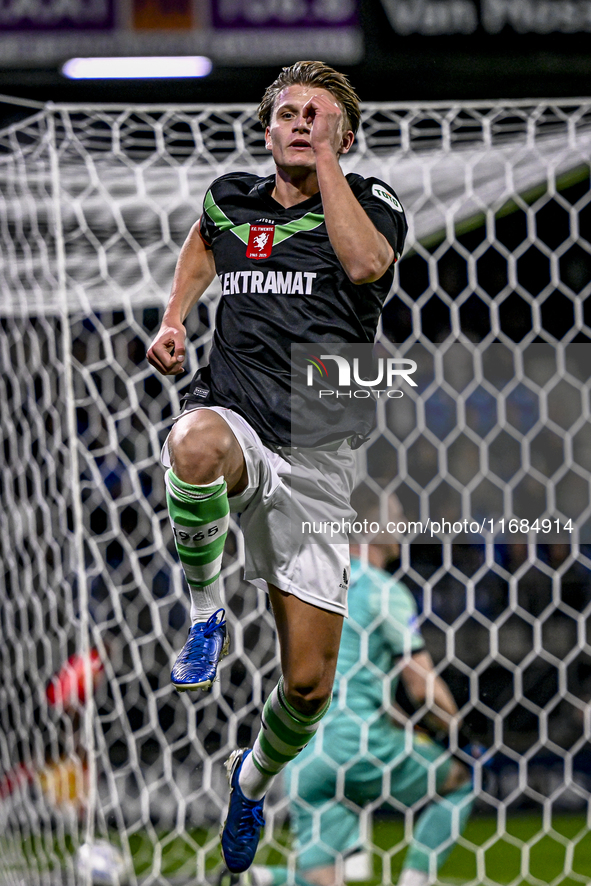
[0,0,362,66]
[379,0,591,36]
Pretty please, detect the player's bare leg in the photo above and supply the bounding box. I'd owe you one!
[222,589,343,873]
[268,587,342,715]
[166,409,247,691]
[169,408,248,492]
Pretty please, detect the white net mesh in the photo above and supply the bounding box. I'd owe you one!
[1,99,591,886]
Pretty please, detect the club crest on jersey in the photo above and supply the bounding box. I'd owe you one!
[246,224,274,259]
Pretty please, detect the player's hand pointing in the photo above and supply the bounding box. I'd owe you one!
[147,323,186,375]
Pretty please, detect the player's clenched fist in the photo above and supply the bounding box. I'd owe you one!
[303,93,347,155]
[147,324,186,375]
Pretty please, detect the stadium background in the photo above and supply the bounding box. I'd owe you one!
[2,2,591,885]
[2,0,591,114]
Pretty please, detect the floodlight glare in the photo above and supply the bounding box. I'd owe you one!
[62,56,212,79]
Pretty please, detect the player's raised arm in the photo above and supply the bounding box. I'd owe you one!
[307,94,395,285]
[147,220,216,376]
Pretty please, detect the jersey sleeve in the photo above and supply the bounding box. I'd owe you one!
[350,175,408,262]
[197,172,246,247]
[370,575,425,657]
[198,182,221,247]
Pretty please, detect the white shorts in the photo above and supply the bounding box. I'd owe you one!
[162,406,357,617]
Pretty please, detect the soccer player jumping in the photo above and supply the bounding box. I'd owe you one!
[147,61,407,874]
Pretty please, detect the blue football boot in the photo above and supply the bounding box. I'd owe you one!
[220,749,265,873]
[171,608,229,691]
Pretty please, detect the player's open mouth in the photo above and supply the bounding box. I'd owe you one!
[290,140,311,148]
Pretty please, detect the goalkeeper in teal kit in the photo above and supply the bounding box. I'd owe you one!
[250,494,475,886]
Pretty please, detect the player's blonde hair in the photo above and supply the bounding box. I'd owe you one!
[258,60,361,135]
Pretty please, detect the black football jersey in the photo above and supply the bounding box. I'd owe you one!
[191,171,407,446]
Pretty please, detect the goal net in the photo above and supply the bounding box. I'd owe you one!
[1,98,591,886]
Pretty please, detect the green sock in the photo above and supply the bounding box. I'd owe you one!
[165,469,229,622]
[254,678,330,775]
[403,781,474,874]
[239,678,331,799]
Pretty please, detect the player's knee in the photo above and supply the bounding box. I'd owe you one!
[168,410,234,484]
[441,759,471,795]
[283,674,333,717]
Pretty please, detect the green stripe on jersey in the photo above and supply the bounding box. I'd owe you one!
[204,190,235,232]
[272,213,324,245]
[229,215,324,248]
[204,189,325,247]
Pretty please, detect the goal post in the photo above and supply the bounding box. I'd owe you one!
[1,98,591,886]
